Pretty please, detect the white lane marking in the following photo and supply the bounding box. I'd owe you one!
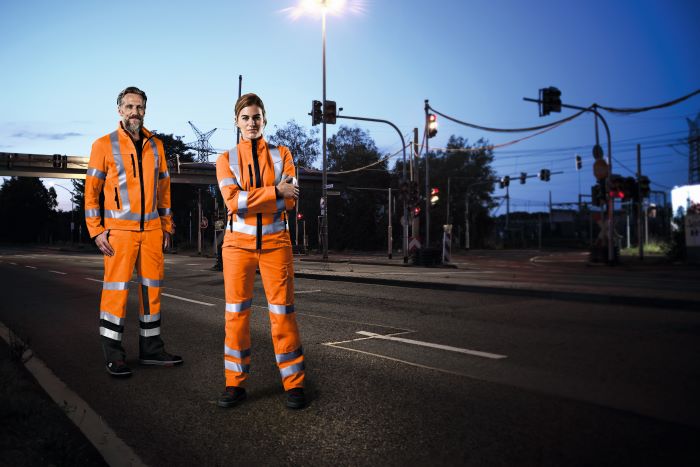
[49,270,67,275]
[0,321,148,467]
[356,331,507,360]
[298,312,415,332]
[295,289,322,294]
[186,263,202,266]
[324,344,470,378]
[25,266,37,269]
[85,277,103,283]
[162,293,215,306]
[10,262,17,265]
[323,331,413,346]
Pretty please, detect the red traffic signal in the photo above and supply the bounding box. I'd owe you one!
[427,114,438,138]
[296,213,304,220]
[412,206,421,217]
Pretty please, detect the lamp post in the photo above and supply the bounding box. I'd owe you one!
[291,0,350,260]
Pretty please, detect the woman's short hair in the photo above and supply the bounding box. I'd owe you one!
[235,93,266,124]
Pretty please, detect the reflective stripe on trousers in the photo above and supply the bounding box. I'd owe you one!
[222,245,304,390]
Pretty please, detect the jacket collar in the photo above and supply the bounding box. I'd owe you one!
[238,136,267,151]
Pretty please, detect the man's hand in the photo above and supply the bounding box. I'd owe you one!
[95,230,114,256]
[163,232,172,252]
[276,175,299,200]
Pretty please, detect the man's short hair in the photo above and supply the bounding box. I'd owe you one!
[117,86,147,106]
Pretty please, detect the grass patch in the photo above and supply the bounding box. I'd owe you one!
[620,242,666,256]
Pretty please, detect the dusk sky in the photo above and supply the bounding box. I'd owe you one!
[1,0,699,212]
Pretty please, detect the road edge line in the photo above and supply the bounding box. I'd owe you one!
[0,320,148,467]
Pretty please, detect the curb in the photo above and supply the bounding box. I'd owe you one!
[294,272,700,312]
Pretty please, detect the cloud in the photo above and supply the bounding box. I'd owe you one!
[11,131,83,140]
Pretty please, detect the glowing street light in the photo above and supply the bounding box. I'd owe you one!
[284,0,363,259]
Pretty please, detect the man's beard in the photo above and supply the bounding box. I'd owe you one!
[124,117,142,134]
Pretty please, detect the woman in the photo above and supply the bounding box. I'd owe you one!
[215,93,305,409]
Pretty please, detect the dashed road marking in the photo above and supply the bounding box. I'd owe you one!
[49,270,67,275]
[25,266,37,269]
[162,293,215,306]
[356,330,507,359]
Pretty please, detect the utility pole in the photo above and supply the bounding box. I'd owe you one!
[387,188,393,259]
[424,100,431,246]
[637,144,644,260]
[197,189,202,255]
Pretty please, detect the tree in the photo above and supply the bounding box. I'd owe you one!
[154,133,201,247]
[403,135,496,248]
[325,126,390,251]
[0,177,57,242]
[268,120,320,169]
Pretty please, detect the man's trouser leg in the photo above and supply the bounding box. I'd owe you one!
[222,246,257,387]
[259,246,305,390]
[136,229,166,358]
[99,230,139,363]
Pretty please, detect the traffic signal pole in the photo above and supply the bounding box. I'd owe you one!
[335,113,409,263]
[524,97,615,264]
[637,144,643,260]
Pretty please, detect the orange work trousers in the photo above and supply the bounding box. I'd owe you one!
[98,229,165,362]
[222,245,305,390]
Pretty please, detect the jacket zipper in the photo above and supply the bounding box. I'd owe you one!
[251,140,263,250]
[137,147,145,231]
[130,154,136,178]
[114,187,121,209]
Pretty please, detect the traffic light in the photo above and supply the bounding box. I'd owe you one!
[538,169,551,181]
[399,180,410,202]
[539,86,562,116]
[622,177,638,202]
[311,100,322,126]
[575,155,582,170]
[427,114,438,138]
[638,175,650,198]
[323,100,337,124]
[52,154,62,169]
[412,206,421,217]
[591,181,605,207]
[499,176,510,189]
[430,187,439,205]
[609,174,625,199]
[519,172,527,184]
[296,212,304,220]
[409,180,420,207]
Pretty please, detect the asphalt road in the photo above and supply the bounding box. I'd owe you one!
[1,246,699,466]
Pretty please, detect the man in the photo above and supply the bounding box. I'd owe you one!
[85,86,183,377]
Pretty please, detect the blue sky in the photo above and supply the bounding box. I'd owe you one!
[1,0,699,212]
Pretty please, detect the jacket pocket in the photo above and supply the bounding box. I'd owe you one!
[114,187,121,210]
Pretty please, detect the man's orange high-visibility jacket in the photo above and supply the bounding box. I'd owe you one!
[216,138,295,249]
[85,124,173,238]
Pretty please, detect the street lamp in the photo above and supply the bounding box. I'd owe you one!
[287,0,356,260]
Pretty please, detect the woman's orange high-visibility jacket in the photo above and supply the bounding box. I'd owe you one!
[84,124,173,238]
[216,137,296,250]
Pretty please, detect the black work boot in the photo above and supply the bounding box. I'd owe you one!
[139,350,183,366]
[106,360,133,377]
[285,387,306,409]
[218,386,247,408]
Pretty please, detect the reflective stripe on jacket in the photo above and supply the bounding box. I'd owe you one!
[216,137,295,249]
[85,123,173,238]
